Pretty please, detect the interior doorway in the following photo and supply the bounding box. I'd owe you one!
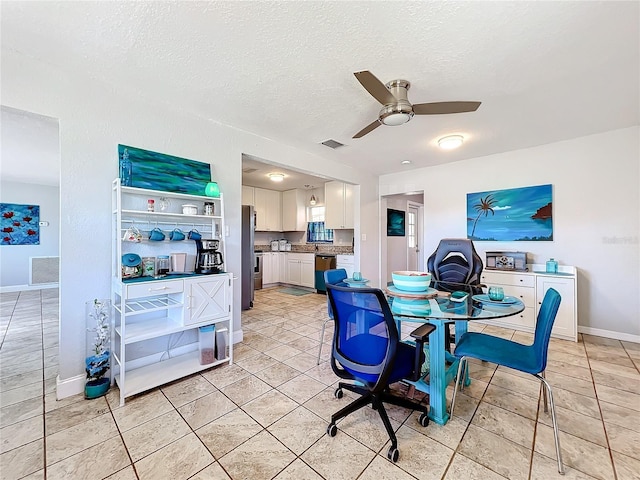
[381,192,424,285]
[407,202,422,271]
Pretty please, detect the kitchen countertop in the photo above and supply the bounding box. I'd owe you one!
[255,244,353,255]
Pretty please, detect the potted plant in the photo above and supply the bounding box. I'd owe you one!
[85,299,111,399]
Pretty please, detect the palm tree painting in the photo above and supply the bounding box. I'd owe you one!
[466,184,553,241]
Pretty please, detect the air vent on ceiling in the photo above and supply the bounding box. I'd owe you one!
[242,168,258,173]
[321,139,345,149]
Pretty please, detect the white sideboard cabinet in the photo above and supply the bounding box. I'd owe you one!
[480,264,577,341]
[111,179,233,406]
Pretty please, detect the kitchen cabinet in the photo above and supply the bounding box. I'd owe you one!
[242,185,255,206]
[285,253,314,288]
[254,187,282,231]
[336,254,355,279]
[111,179,233,406]
[262,251,280,286]
[278,252,287,283]
[324,181,354,229]
[480,264,577,341]
[282,189,308,231]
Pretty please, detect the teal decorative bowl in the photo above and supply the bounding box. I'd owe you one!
[391,271,432,292]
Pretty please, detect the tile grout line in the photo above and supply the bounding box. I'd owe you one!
[583,339,621,480]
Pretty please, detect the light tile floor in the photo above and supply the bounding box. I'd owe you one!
[1,287,639,479]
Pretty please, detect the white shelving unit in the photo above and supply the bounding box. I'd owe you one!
[111,179,233,406]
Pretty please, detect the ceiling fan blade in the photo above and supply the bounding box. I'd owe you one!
[412,101,481,115]
[354,71,397,105]
[353,119,381,138]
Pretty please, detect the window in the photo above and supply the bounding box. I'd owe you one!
[407,210,416,248]
[307,222,334,243]
[309,206,325,222]
[307,206,333,242]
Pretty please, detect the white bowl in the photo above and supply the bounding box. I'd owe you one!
[391,271,432,292]
[182,204,198,215]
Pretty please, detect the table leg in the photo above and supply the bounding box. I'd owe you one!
[454,320,471,386]
[428,319,450,425]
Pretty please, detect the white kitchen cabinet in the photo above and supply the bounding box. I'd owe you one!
[324,181,354,229]
[254,187,282,231]
[242,185,255,206]
[282,189,308,231]
[262,251,280,286]
[111,179,233,406]
[278,252,287,283]
[336,254,355,279]
[480,265,577,341]
[285,253,314,288]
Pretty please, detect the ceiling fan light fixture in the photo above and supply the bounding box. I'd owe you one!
[438,135,464,150]
[268,173,285,182]
[309,194,317,206]
[379,102,414,126]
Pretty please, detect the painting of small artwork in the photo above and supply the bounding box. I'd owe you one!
[467,184,553,241]
[118,144,212,196]
[1,203,40,245]
[387,209,406,236]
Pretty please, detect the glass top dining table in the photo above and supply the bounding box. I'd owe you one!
[385,281,525,425]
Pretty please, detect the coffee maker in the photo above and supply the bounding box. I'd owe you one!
[195,239,224,274]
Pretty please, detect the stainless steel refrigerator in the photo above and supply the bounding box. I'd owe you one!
[241,205,255,310]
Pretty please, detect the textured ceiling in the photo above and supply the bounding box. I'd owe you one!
[2,1,638,183]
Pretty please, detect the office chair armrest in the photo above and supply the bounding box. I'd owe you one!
[408,323,436,381]
[410,323,436,341]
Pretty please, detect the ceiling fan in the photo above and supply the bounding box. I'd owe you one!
[352,70,481,138]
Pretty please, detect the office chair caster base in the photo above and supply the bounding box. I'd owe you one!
[334,388,344,399]
[387,446,399,463]
[327,423,337,437]
[419,412,429,427]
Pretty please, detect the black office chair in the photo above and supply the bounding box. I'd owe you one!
[325,283,436,462]
[427,238,484,351]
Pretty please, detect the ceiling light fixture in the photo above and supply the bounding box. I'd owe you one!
[305,184,317,206]
[401,160,412,165]
[268,173,285,182]
[438,135,464,150]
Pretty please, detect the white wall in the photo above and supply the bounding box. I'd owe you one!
[0,181,60,288]
[2,50,381,398]
[381,127,640,338]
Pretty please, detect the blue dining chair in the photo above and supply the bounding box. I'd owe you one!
[317,268,348,364]
[325,283,436,462]
[450,288,564,474]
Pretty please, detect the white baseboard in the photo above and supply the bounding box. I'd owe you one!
[56,373,85,400]
[233,329,243,343]
[578,326,640,344]
[0,283,58,293]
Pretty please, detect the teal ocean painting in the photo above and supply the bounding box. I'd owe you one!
[118,144,212,196]
[467,184,553,241]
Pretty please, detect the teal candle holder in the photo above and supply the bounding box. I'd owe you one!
[205,182,220,197]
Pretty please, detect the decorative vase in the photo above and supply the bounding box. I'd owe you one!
[85,377,110,399]
[205,182,220,197]
[85,299,111,400]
